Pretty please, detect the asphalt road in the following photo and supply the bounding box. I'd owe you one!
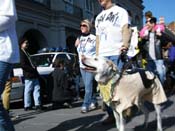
[11,93,175,131]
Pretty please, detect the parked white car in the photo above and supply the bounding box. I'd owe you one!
[11,52,83,102]
[10,76,24,102]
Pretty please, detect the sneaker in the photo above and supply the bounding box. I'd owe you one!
[24,107,33,111]
[101,116,115,125]
[63,102,73,108]
[34,105,43,111]
[81,106,88,113]
[74,97,81,101]
[9,111,20,121]
[89,103,97,111]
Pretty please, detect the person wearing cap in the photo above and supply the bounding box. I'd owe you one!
[140,17,166,85]
[75,19,97,113]
[0,0,19,130]
[95,0,131,125]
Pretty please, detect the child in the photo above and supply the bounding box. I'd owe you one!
[51,58,73,109]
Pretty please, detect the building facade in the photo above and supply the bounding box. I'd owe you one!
[16,0,144,54]
[168,22,175,34]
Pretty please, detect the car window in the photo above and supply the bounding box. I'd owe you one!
[56,54,70,66]
[56,54,67,60]
[56,54,76,65]
[56,54,77,72]
[31,54,55,67]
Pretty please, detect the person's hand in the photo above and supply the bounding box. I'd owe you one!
[156,31,162,36]
[120,46,128,54]
[120,46,128,62]
[75,38,80,47]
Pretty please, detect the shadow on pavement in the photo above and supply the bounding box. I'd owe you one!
[48,113,115,131]
[13,116,35,125]
[134,116,175,131]
[161,99,174,111]
[12,109,47,125]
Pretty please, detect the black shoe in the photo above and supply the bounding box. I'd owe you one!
[51,102,63,110]
[24,107,33,111]
[63,102,73,108]
[34,105,43,111]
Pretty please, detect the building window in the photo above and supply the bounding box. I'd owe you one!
[85,0,93,12]
[85,0,94,20]
[64,0,73,4]
[33,0,50,7]
[64,0,73,14]
[135,15,140,25]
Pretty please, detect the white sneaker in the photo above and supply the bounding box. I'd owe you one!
[89,103,96,110]
[81,106,88,113]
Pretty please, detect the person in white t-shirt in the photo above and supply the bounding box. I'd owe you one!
[75,19,97,113]
[95,0,131,125]
[0,0,19,130]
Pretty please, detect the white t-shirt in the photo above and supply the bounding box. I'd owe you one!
[148,32,156,60]
[0,0,19,63]
[95,5,129,56]
[77,34,96,68]
[0,0,17,17]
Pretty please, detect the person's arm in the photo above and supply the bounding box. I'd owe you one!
[75,37,80,47]
[96,35,100,56]
[0,16,15,32]
[121,24,132,51]
[20,50,36,73]
[0,0,17,32]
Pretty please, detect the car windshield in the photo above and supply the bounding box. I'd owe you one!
[31,54,55,67]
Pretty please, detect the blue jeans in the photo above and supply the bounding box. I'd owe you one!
[146,60,166,84]
[74,75,80,97]
[0,61,14,131]
[80,69,96,108]
[24,79,41,108]
[104,55,124,116]
[105,55,124,72]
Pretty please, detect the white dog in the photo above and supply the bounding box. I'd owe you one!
[82,56,167,131]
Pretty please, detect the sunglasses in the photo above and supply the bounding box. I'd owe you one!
[80,24,87,27]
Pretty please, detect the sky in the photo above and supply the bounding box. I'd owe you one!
[143,0,175,24]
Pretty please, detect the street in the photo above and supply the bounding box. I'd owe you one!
[11,93,175,131]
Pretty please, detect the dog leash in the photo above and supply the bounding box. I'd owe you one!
[117,51,156,89]
[117,51,141,84]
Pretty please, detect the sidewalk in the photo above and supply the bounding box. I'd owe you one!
[11,94,175,131]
